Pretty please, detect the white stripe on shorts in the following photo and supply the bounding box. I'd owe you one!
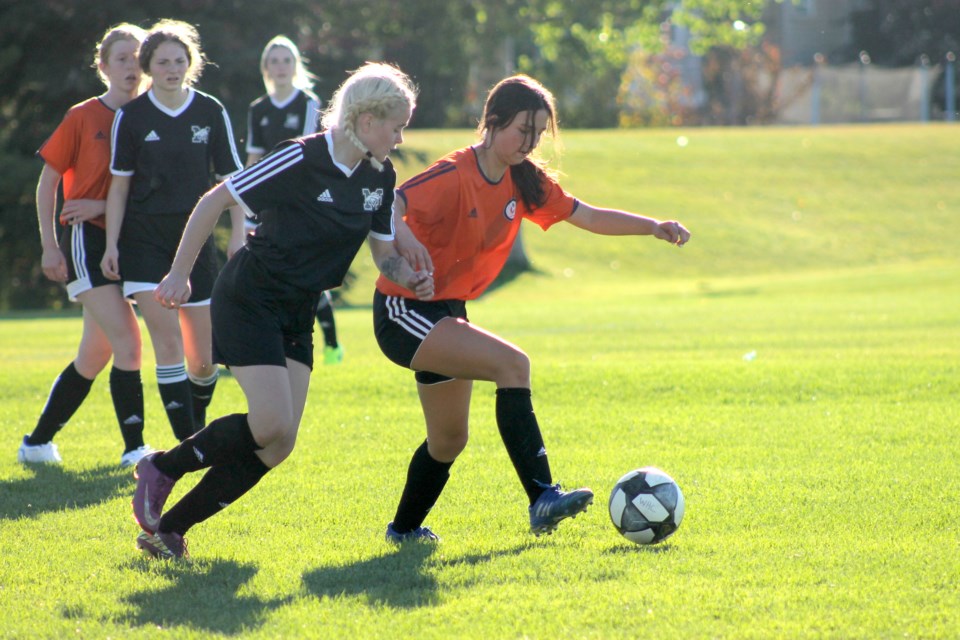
[385,295,434,340]
[71,224,88,283]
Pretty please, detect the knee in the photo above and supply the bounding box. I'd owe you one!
[151,333,184,362]
[190,362,217,379]
[248,406,297,448]
[111,340,141,370]
[495,348,530,387]
[74,352,110,379]
[427,428,469,462]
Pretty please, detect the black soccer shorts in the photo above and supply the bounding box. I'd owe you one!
[373,289,467,385]
[211,250,319,369]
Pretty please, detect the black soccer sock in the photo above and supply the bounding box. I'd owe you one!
[495,387,553,504]
[28,362,94,445]
[392,440,454,533]
[188,369,219,430]
[158,449,271,536]
[154,413,260,481]
[109,366,145,452]
[156,364,196,441]
[316,293,339,347]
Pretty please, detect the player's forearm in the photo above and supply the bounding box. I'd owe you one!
[170,184,235,277]
[35,167,61,250]
[569,205,661,236]
[370,238,416,286]
[104,176,130,247]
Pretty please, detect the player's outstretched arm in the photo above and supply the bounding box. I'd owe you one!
[566,202,690,247]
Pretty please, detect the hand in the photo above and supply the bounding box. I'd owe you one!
[41,246,68,283]
[654,220,691,247]
[101,245,121,280]
[395,221,434,273]
[154,272,192,309]
[406,269,434,301]
[60,199,104,225]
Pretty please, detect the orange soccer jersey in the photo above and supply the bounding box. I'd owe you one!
[37,97,116,229]
[376,147,578,301]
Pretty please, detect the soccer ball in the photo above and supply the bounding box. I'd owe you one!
[608,466,685,545]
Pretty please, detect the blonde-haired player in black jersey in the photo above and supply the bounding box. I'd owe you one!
[131,63,432,559]
[245,35,344,366]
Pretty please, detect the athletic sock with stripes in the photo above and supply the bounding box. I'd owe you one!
[156,363,196,441]
[158,449,271,536]
[109,366,145,452]
[391,440,453,533]
[154,413,260,481]
[28,362,94,445]
[495,387,553,505]
[188,369,219,430]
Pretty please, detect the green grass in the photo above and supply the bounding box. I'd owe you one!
[1,124,958,638]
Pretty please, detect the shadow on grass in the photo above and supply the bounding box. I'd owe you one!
[303,542,537,609]
[0,463,133,522]
[602,542,676,555]
[111,558,291,634]
[303,542,439,609]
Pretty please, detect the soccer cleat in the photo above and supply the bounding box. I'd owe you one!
[529,482,594,536]
[132,451,176,534]
[136,530,188,560]
[120,444,155,469]
[17,435,62,464]
[323,344,344,365]
[385,521,440,544]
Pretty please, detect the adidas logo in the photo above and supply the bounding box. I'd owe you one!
[467,208,478,218]
[123,414,143,425]
[536,446,547,457]
[164,401,182,410]
[95,130,107,140]
[144,130,160,142]
[317,189,333,203]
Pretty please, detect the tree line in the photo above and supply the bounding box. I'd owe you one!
[2,0,953,310]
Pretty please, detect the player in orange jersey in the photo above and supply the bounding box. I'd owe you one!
[18,24,154,468]
[375,75,691,542]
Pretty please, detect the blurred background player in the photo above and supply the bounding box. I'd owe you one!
[18,24,153,468]
[377,75,691,542]
[245,35,343,365]
[102,19,245,443]
[135,63,428,559]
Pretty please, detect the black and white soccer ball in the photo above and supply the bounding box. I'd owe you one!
[608,466,685,545]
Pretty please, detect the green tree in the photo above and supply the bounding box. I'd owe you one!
[0,0,770,310]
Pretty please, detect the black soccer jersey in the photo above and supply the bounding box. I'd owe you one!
[246,89,320,156]
[111,88,243,215]
[226,131,395,293]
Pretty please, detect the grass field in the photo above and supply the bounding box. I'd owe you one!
[1,124,958,638]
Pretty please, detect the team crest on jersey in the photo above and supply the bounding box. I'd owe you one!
[362,188,384,211]
[503,198,518,221]
[284,114,300,130]
[191,125,210,144]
